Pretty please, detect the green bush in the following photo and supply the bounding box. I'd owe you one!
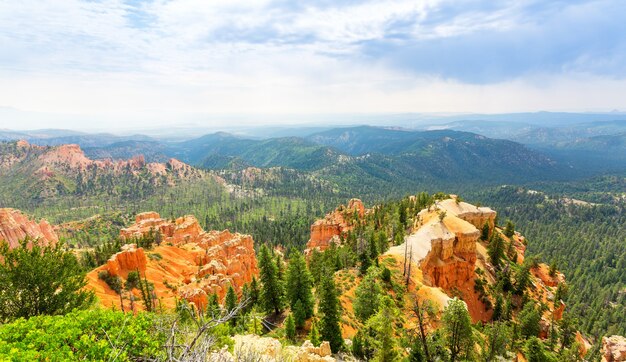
[98,270,122,294]
[0,309,164,361]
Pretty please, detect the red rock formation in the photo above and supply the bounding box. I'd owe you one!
[0,208,58,249]
[306,198,367,253]
[87,212,258,311]
[602,335,626,362]
[105,244,147,277]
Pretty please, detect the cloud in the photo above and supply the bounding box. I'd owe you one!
[0,0,625,127]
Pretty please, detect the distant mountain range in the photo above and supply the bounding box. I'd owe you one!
[2,119,626,190]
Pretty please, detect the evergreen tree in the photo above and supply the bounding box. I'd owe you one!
[525,337,548,362]
[442,298,473,362]
[318,273,343,353]
[224,285,238,326]
[483,321,509,362]
[293,299,307,329]
[249,276,260,306]
[258,245,284,314]
[309,319,321,347]
[519,302,541,338]
[359,251,371,275]
[488,233,505,268]
[481,222,490,241]
[285,250,314,321]
[354,267,382,322]
[492,295,503,321]
[369,296,398,362]
[514,264,531,295]
[409,337,425,362]
[504,220,515,238]
[285,314,296,342]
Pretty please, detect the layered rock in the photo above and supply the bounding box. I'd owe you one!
[602,335,626,362]
[306,198,367,253]
[87,212,258,311]
[387,196,565,325]
[437,197,497,231]
[417,210,480,301]
[0,208,58,249]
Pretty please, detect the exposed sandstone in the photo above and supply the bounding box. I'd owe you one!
[306,198,367,253]
[0,208,58,249]
[87,212,258,311]
[232,335,336,361]
[437,197,497,232]
[387,196,566,326]
[602,335,626,362]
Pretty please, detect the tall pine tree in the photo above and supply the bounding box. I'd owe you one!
[318,273,343,353]
[285,250,314,323]
[258,245,284,315]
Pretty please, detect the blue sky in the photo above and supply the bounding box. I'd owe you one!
[0,0,625,129]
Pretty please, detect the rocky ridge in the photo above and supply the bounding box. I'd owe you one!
[382,196,566,331]
[305,198,367,254]
[0,208,58,249]
[86,212,258,311]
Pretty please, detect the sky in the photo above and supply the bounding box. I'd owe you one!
[1,0,626,130]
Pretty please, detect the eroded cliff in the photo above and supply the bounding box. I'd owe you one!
[305,198,367,254]
[0,208,58,249]
[86,212,258,311]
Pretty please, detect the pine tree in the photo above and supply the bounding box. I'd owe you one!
[285,250,314,322]
[318,273,343,353]
[519,302,541,338]
[488,233,505,268]
[249,276,260,306]
[225,285,238,326]
[481,222,490,241]
[525,337,547,362]
[504,220,515,238]
[293,299,307,329]
[285,314,296,343]
[369,296,398,362]
[309,319,321,347]
[258,245,284,314]
[492,294,503,321]
[442,298,473,362]
[354,267,382,322]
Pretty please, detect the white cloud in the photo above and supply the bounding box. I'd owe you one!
[0,0,624,129]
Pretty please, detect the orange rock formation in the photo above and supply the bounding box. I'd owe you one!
[305,198,366,253]
[10,140,198,180]
[86,212,258,311]
[603,335,626,362]
[0,208,58,249]
[387,196,564,325]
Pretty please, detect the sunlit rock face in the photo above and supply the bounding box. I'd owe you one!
[306,198,366,254]
[87,212,258,311]
[0,208,58,249]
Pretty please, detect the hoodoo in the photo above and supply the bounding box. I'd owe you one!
[86,212,258,311]
[0,208,58,249]
[306,198,367,254]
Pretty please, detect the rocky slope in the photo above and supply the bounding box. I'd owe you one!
[0,140,201,201]
[602,335,626,362]
[385,196,566,329]
[305,198,366,254]
[86,212,258,311]
[0,208,58,248]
